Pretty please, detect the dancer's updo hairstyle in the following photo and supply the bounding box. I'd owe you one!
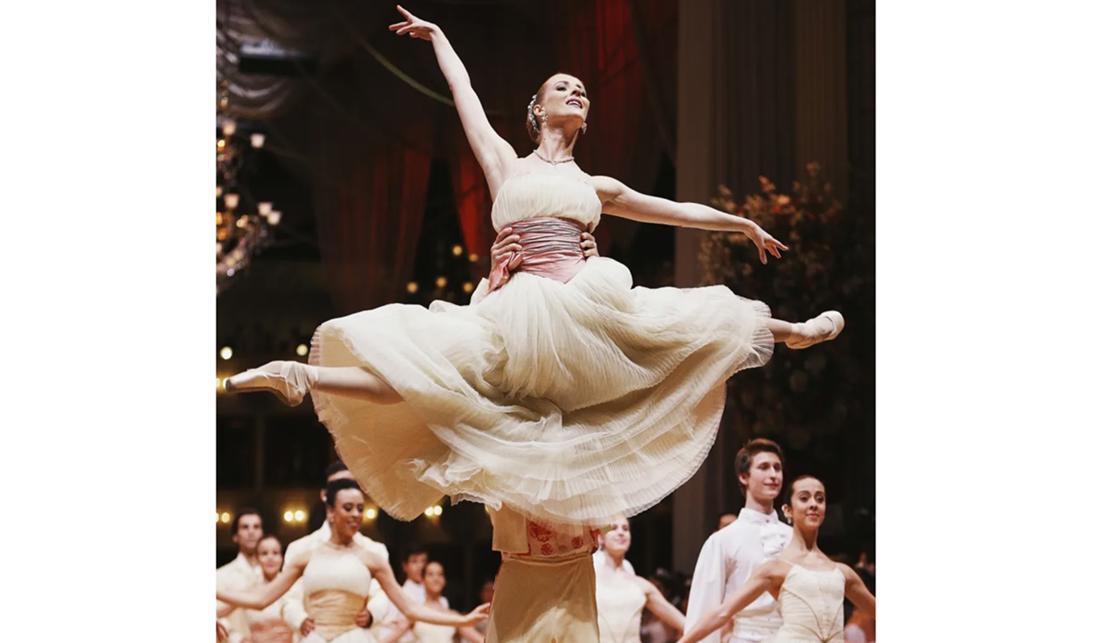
[324,478,363,507]
[525,85,548,144]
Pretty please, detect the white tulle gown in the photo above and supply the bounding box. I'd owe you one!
[310,170,773,526]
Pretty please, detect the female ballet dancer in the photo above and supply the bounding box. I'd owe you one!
[216,480,489,643]
[239,534,294,643]
[678,476,876,643]
[595,517,685,642]
[226,0,842,530]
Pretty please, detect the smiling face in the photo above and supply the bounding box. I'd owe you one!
[256,536,283,580]
[529,72,590,138]
[783,476,827,530]
[602,517,631,557]
[326,487,365,541]
[423,561,446,596]
[738,451,784,505]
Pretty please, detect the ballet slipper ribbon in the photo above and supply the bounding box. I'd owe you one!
[487,218,586,293]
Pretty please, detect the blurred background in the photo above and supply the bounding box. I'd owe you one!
[215,0,874,615]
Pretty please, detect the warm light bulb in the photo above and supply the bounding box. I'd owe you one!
[364,508,378,520]
[283,511,294,523]
[451,244,464,257]
[406,281,419,294]
[225,193,240,210]
[462,282,474,294]
[217,139,226,150]
[267,210,281,226]
[222,120,236,136]
[469,253,479,263]
[294,510,305,522]
[435,276,448,288]
[296,343,309,357]
[220,512,231,523]
[219,346,233,360]
[250,133,266,148]
[258,202,273,216]
[424,506,435,517]
[433,505,443,516]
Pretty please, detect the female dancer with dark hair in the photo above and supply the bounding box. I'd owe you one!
[678,476,876,643]
[216,480,489,643]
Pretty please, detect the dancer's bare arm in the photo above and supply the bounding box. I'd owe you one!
[593,175,788,264]
[636,576,686,633]
[369,552,490,627]
[840,564,876,619]
[389,5,517,195]
[677,563,780,643]
[216,558,305,610]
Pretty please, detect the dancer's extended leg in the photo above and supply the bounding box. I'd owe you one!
[224,361,402,406]
[767,310,844,349]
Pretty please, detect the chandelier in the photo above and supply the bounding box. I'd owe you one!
[216,83,281,294]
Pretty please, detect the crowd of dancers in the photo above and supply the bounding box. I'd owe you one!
[218,5,874,641]
[217,440,874,642]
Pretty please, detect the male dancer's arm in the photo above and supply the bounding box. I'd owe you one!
[685,533,733,643]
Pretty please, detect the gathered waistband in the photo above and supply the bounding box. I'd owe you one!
[488,217,587,292]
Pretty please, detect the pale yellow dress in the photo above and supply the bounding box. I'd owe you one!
[767,564,846,643]
[310,171,773,527]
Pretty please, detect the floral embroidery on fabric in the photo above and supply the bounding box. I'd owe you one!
[528,521,554,543]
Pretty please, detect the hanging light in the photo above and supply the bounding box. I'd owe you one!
[250,133,266,148]
[468,253,479,263]
[364,507,378,520]
[435,276,448,288]
[462,282,474,293]
[451,244,464,257]
[267,210,281,226]
[219,346,234,360]
[224,193,240,210]
[295,343,309,357]
[258,202,273,216]
[222,119,236,136]
[406,281,419,294]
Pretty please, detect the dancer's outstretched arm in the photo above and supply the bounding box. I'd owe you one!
[216,559,305,610]
[370,553,490,627]
[636,576,686,633]
[595,175,788,264]
[677,564,778,643]
[840,564,876,619]
[389,5,517,195]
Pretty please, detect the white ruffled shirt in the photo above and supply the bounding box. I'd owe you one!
[216,553,264,643]
[685,507,792,642]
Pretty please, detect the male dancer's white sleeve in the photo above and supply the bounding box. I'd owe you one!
[685,532,733,643]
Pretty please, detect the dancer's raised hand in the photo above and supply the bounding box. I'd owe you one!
[388,5,439,41]
[745,222,788,265]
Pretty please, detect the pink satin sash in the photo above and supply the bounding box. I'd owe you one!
[488,217,587,292]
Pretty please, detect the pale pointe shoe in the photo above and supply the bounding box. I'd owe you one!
[786,310,845,350]
[223,360,315,407]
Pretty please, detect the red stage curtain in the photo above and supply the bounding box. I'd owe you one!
[314,126,432,315]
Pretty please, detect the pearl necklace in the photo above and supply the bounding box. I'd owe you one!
[533,149,575,165]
